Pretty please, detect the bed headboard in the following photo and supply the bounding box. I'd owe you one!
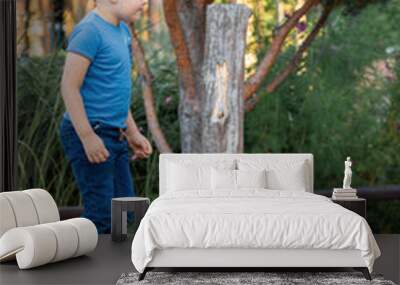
[159,153,314,195]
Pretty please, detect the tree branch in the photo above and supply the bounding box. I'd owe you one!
[131,28,173,153]
[244,4,332,112]
[266,4,332,94]
[243,0,319,100]
[163,0,197,100]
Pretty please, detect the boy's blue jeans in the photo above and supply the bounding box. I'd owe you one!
[59,117,135,234]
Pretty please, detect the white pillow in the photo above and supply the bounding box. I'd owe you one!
[266,163,306,191]
[166,159,236,192]
[211,168,268,191]
[167,162,211,191]
[211,168,237,190]
[236,169,267,189]
[237,159,307,191]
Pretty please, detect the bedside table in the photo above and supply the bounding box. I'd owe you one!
[111,197,150,242]
[331,198,366,219]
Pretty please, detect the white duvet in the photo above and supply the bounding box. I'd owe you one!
[131,189,380,273]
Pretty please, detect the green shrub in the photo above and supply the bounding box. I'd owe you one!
[244,0,400,232]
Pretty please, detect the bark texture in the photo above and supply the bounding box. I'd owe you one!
[164,0,210,153]
[201,4,251,153]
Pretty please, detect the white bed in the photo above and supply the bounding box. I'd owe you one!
[131,154,380,280]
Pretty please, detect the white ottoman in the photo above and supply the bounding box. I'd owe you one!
[0,189,98,269]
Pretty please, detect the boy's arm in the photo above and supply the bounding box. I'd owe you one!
[124,110,153,159]
[125,110,141,136]
[61,53,94,139]
[61,52,109,164]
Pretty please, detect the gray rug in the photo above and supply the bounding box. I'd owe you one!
[116,271,396,285]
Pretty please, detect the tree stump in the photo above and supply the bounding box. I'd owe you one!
[201,4,251,153]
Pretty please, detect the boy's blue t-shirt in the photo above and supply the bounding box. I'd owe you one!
[64,11,133,129]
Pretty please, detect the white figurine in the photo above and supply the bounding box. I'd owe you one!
[343,156,352,189]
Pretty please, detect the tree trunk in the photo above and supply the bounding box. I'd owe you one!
[201,4,251,153]
[172,1,209,153]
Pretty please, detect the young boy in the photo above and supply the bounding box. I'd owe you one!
[59,0,151,234]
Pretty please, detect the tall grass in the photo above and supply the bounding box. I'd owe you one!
[17,52,79,205]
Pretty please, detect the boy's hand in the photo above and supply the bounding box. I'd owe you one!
[124,131,153,160]
[80,132,110,164]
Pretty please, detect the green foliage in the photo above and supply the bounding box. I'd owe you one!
[245,0,400,232]
[321,0,390,15]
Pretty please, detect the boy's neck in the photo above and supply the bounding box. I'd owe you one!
[94,6,120,26]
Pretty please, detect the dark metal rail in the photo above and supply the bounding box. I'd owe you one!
[316,185,400,200]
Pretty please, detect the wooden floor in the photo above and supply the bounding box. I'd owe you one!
[0,234,398,285]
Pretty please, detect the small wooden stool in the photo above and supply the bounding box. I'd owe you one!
[111,197,150,242]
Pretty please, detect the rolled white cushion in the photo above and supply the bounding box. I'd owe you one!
[65,218,98,257]
[0,196,17,237]
[23,189,60,223]
[0,218,98,269]
[0,189,60,238]
[42,221,79,262]
[0,191,39,227]
[0,226,57,269]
